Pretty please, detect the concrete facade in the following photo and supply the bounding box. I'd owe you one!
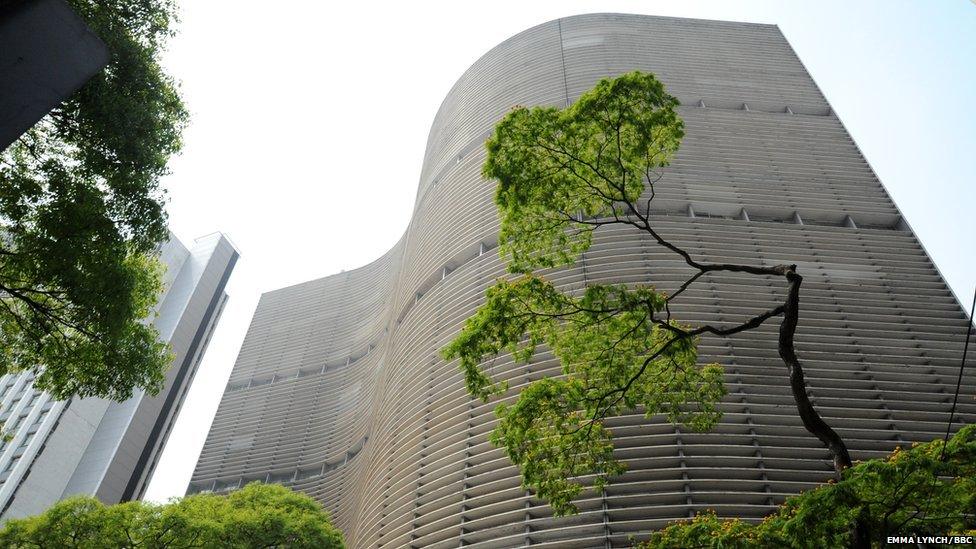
[0,232,238,519]
[0,0,109,150]
[189,14,975,547]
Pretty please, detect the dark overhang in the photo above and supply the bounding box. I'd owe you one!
[0,0,109,150]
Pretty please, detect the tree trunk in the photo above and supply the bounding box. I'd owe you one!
[778,269,853,470]
[779,269,869,548]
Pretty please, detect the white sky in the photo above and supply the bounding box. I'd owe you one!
[143,0,976,502]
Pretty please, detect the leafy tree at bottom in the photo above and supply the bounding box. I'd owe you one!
[0,482,345,548]
[640,425,976,548]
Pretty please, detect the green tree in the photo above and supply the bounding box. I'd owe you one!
[0,0,187,400]
[0,482,346,548]
[442,71,855,523]
[640,425,976,548]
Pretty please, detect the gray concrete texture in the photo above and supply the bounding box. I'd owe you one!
[189,14,976,548]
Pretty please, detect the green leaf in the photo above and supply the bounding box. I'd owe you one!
[442,72,726,515]
[0,0,187,400]
[0,482,346,548]
[640,425,976,547]
[485,71,683,273]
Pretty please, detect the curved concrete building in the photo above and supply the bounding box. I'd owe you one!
[190,14,975,548]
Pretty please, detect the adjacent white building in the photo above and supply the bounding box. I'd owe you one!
[0,232,238,519]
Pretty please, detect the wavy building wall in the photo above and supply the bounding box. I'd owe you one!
[189,14,975,548]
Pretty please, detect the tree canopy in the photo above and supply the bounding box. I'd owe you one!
[443,72,715,514]
[0,482,346,549]
[444,275,725,513]
[486,72,684,275]
[442,70,852,519]
[0,0,187,399]
[641,425,976,548]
